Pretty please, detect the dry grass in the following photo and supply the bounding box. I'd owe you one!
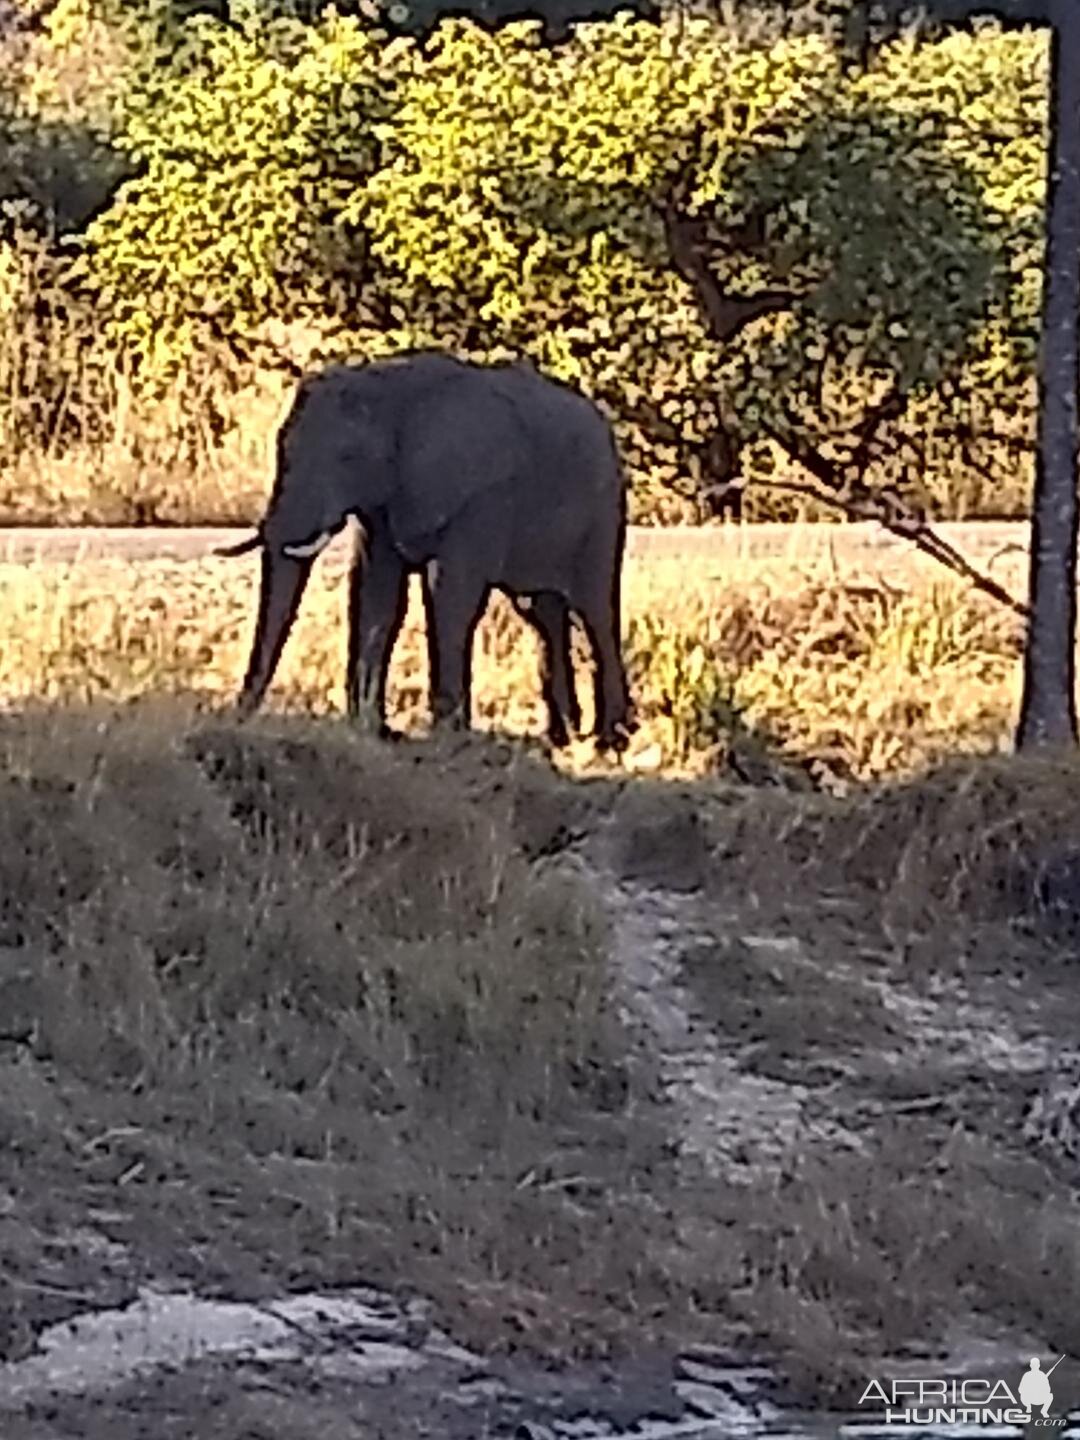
[4,539,1078,1414]
[0,547,1027,788]
[2,701,1080,1414]
[0,706,686,1365]
[0,230,292,527]
[648,751,1080,1399]
[0,358,283,528]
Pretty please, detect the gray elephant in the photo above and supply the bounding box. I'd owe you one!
[220,351,633,748]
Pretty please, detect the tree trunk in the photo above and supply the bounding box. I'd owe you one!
[1017,4,1080,750]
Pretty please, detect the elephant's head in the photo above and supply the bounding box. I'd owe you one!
[223,367,394,715]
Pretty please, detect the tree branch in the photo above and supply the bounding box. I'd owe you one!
[197,310,307,380]
[618,395,683,445]
[654,126,1032,602]
[846,382,908,476]
[660,200,796,342]
[759,420,1028,616]
[655,132,800,342]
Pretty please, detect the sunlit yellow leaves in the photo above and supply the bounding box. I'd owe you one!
[81,8,396,368]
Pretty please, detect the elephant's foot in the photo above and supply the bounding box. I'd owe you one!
[596,729,630,755]
[595,711,636,754]
[546,716,572,750]
[430,701,470,735]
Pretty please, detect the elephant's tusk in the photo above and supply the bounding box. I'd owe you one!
[282,530,334,560]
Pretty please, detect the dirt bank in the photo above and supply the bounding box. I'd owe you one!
[1,707,1078,1432]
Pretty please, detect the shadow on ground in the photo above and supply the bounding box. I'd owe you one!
[1,703,1079,1432]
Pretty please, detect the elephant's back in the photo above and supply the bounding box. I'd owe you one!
[311,351,471,407]
[486,365,622,490]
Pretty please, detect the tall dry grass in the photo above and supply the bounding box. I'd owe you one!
[0,222,293,525]
[0,706,692,1362]
[0,547,1026,786]
[3,704,1080,1404]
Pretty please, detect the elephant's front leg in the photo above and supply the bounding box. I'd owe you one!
[423,556,489,732]
[346,528,409,735]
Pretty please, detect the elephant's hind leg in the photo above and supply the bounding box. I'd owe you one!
[516,592,579,747]
[347,528,409,733]
[573,557,632,749]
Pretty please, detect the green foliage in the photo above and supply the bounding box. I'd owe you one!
[627,610,745,764]
[347,13,1043,518]
[79,2,399,366]
[0,0,134,230]
[6,1,1051,521]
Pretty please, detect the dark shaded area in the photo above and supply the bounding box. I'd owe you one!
[717,752,1080,942]
[2,708,1080,1427]
[720,0,1049,53]
[171,0,660,42]
[0,119,128,233]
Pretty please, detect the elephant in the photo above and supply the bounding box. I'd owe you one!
[220,351,634,749]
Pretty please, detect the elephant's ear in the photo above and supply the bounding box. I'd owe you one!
[387,375,520,556]
[271,369,392,540]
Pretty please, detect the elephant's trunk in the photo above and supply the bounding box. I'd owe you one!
[237,548,314,716]
[215,533,263,558]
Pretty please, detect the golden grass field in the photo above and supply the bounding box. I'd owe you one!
[0,539,1029,789]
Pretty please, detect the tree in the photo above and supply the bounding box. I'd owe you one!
[1017,0,1080,747]
[866,0,1078,749]
[731,0,1079,750]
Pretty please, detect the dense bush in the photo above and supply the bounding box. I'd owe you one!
[82,4,400,364]
[0,0,1049,523]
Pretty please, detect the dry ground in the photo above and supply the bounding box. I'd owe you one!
[1,698,1079,1432]
[605,764,1080,1402]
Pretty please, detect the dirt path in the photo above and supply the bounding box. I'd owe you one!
[0,520,1027,573]
[603,880,842,1181]
[0,837,843,1439]
[580,811,1080,1424]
